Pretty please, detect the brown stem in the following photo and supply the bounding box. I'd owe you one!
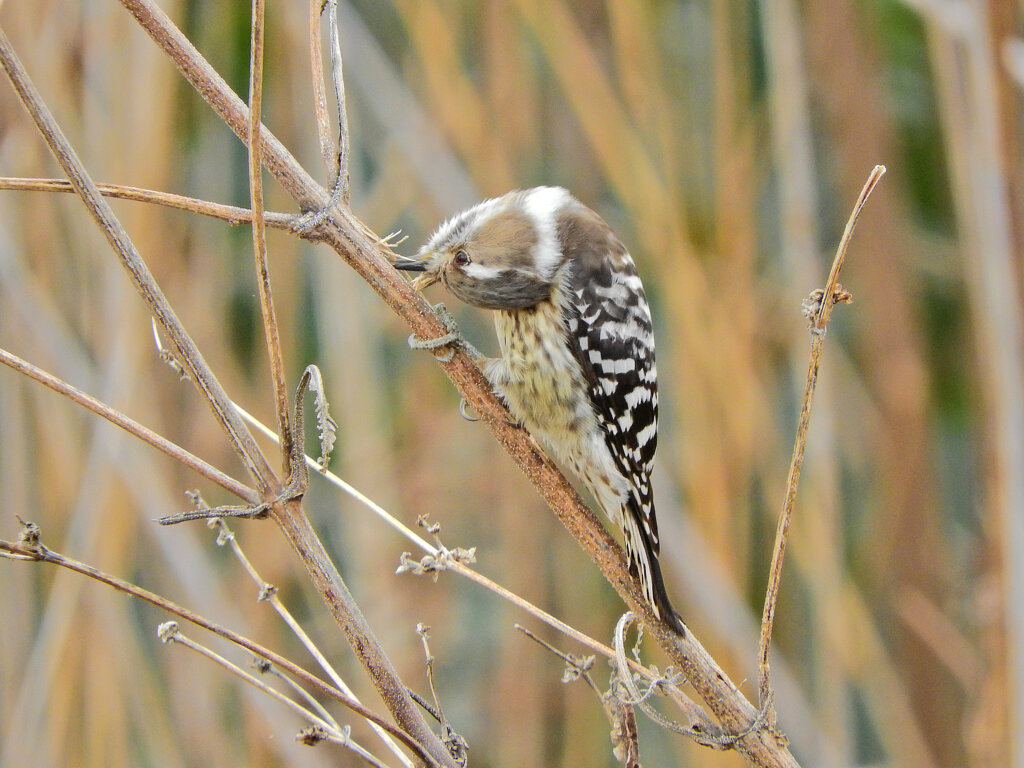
[0,347,257,504]
[308,0,337,175]
[757,165,886,712]
[0,26,279,500]
[0,177,295,229]
[247,0,293,467]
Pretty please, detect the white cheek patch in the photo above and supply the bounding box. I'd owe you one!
[522,186,571,280]
[462,262,505,280]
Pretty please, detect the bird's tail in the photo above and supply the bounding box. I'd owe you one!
[622,502,687,637]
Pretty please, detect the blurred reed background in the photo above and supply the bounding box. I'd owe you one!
[1,0,1021,766]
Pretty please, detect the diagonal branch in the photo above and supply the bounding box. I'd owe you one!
[0,534,439,768]
[0,347,256,503]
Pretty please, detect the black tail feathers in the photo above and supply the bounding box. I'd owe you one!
[624,499,686,637]
[643,540,687,636]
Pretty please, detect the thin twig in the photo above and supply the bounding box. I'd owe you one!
[291,0,351,232]
[0,533,438,768]
[159,623,341,737]
[247,0,292,465]
[757,165,886,713]
[253,658,342,733]
[515,625,603,698]
[161,626,394,768]
[326,0,351,201]
[0,177,295,228]
[0,347,257,503]
[210,517,416,768]
[516,625,643,767]
[416,625,467,765]
[308,0,337,175]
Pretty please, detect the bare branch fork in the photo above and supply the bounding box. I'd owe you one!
[0,529,436,767]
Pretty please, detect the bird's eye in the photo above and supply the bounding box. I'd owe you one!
[453,250,471,267]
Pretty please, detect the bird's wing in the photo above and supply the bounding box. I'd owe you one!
[558,204,659,549]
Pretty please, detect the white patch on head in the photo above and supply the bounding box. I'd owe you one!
[462,262,504,280]
[521,186,571,280]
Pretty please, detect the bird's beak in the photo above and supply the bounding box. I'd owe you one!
[394,254,440,290]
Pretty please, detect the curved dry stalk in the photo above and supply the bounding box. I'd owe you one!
[757,165,886,713]
[0,177,295,228]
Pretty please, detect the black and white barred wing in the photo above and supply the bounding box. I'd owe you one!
[565,240,660,554]
[558,203,683,631]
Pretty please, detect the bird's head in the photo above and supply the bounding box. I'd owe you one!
[395,187,573,311]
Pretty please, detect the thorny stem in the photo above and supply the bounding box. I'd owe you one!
[757,165,886,714]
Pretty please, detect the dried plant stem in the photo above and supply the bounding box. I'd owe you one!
[247,0,292,464]
[0,536,437,768]
[0,347,256,503]
[757,165,886,711]
[325,0,351,200]
[308,0,337,175]
[212,518,415,768]
[0,177,295,228]
[239,406,710,726]
[160,626,343,741]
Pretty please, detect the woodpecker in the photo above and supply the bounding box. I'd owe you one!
[396,187,684,635]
